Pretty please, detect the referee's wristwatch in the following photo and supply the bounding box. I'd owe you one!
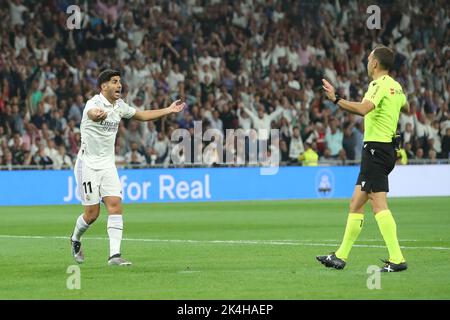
[333,94,341,104]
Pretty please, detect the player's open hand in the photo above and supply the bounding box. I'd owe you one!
[95,109,108,121]
[169,99,186,113]
[89,108,108,122]
[322,79,336,101]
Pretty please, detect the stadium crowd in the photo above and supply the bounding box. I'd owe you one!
[0,0,449,169]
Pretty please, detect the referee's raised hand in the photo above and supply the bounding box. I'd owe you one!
[322,79,336,101]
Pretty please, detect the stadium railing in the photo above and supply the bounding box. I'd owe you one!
[1,159,449,171]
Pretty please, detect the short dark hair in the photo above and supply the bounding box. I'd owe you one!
[372,46,394,71]
[97,69,121,88]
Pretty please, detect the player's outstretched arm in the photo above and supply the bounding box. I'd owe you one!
[132,99,186,122]
[322,79,374,116]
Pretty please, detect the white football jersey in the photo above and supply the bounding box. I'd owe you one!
[78,93,136,170]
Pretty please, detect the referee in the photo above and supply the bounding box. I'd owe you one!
[316,46,409,272]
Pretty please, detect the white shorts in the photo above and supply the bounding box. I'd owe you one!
[74,157,122,206]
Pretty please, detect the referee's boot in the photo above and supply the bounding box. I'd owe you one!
[108,254,132,266]
[380,259,408,272]
[316,252,346,270]
[70,236,84,264]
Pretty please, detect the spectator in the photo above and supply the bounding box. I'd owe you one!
[220,104,236,131]
[279,139,290,163]
[9,104,24,135]
[3,150,13,170]
[429,120,442,155]
[125,142,146,166]
[208,110,223,132]
[48,109,67,133]
[200,75,215,104]
[325,119,343,158]
[415,148,424,160]
[299,142,319,166]
[53,145,73,170]
[44,139,59,164]
[31,103,49,130]
[441,128,450,159]
[404,142,415,160]
[0,126,8,147]
[241,104,283,142]
[68,95,84,125]
[237,104,252,134]
[396,148,408,165]
[414,113,432,150]
[319,148,335,166]
[143,121,158,151]
[353,122,364,160]
[9,0,28,26]
[9,133,24,165]
[167,64,185,94]
[124,120,144,150]
[399,103,415,132]
[342,122,356,161]
[429,149,438,164]
[402,122,415,145]
[289,126,305,162]
[152,132,169,164]
[114,143,126,168]
[33,144,53,168]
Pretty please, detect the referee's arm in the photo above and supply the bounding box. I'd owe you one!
[401,101,410,113]
[322,79,374,116]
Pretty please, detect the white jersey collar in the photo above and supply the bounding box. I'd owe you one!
[100,93,116,108]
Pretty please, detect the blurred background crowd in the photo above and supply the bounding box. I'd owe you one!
[0,0,449,169]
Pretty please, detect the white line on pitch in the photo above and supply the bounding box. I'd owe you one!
[0,234,448,251]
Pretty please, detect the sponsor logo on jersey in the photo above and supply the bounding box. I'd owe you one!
[99,120,119,132]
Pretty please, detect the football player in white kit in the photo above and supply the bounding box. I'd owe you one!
[70,69,185,266]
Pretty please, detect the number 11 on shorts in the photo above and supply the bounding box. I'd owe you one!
[83,181,92,194]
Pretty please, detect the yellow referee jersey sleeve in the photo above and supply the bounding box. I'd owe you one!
[363,80,384,107]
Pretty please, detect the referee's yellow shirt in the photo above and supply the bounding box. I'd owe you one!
[363,75,406,143]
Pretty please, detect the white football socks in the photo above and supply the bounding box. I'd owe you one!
[107,215,123,258]
[71,214,90,242]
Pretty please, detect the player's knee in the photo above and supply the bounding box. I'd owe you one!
[106,202,122,214]
[108,207,122,215]
[109,208,122,215]
[372,205,389,214]
[369,199,388,214]
[349,198,361,213]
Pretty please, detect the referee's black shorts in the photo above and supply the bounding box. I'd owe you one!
[356,141,396,193]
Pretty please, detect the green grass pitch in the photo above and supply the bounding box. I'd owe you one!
[0,197,449,299]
